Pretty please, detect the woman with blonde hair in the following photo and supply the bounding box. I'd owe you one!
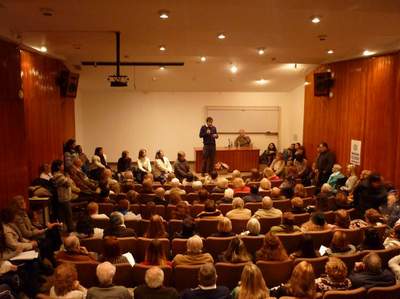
[231,263,269,299]
[256,232,288,261]
[340,164,358,193]
[144,214,168,238]
[271,261,316,298]
[232,178,250,193]
[263,167,280,181]
[211,217,235,237]
[316,257,352,292]
[258,178,271,192]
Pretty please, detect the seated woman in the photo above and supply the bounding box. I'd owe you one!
[270,261,316,299]
[315,257,352,292]
[294,183,307,198]
[270,212,301,234]
[290,234,320,259]
[173,217,196,239]
[49,263,87,299]
[350,208,385,229]
[326,231,357,256]
[270,152,286,177]
[333,191,353,210]
[170,201,191,220]
[154,150,173,182]
[327,164,346,190]
[384,224,400,249]
[39,163,53,181]
[196,200,223,219]
[219,237,252,263]
[291,197,307,214]
[241,218,262,236]
[100,236,129,264]
[212,178,229,193]
[332,209,351,229]
[256,232,288,261]
[231,263,270,299]
[357,227,385,251]
[89,147,108,180]
[232,178,250,194]
[136,149,152,183]
[218,188,234,204]
[340,164,358,194]
[141,238,172,267]
[301,212,332,232]
[144,215,168,239]
[210,217,235,238]
[316,183,335,211]
[103,212,136,238]
[262,167,280,181]
[226,198,251,220]
[258,178,272,192]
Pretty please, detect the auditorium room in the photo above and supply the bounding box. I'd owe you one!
[1,1,400,298]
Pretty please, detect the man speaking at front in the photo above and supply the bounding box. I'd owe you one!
[199,117,218,177]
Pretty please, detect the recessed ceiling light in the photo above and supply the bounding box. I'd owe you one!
[37,46,47,52]
[258,48,265,55]
[363,50,376,56]
[230,64,238,74]
[200,56,207,62]
[159,66,165,70]
[159,10,169,19]
[217,33,226,40]
[256,78,269,85]
[311,16,321,24]
[327,49,334,54]
[159,45,166,51]
[304,81,311,86]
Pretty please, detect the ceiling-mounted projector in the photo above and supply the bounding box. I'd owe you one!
[107,75,129,87]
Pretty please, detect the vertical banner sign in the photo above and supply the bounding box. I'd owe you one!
[350,139,361,165]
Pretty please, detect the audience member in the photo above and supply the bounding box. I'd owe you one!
[326,231,356,256]
[270,152,286,177]
[350,208,385,229]
[231,263,269,299]
[219,236,252,263]
[349,253,395,289]
[165,178,186,196]
[181,263,230,299]
[219,188,234,203]
[290,235,320,259]
[263,167,280,181]
[174,151,193,182]
[69,157,97,194]
[245,168,262,183]
[301,212,331,232]
[212,178,229,193]
[117,150,132,173]
[173,217,196,239]
[316,142,336,186]
[316,183,335,212]
[327,164,346,190]
[340,164,358,193]
[196,200,223,219]
[154,187,168,206]
[196,188,210,204]
[291,197,306,214]
[170,201,191,220]
[101,236,129,264]
[315,257,352,292]
[258,178,272,192]
[39,163,53,181]
[204,170,219,185]
[333,209,350,229]
[357,227,384,250]
[294,183,307,198]
[241,218,262,236]
[254,196,283,219]
[256,232,288,261]
[388,254,400,281]
[56,235,97,262]
[384,224,400,249]
[86,262,131,299]
[243,184,262,202]
[270,212,301,234]
[173,235,214,265]
[134,266,178,299]
[232,178,250,194]
[270,187,285,200]
[226,198,251,220]
[103,212,136,237]
[141,239,172,267]
[144,215,168,238]
[49,263,87,299]
[380,192,400,227]
[211,217,235,238]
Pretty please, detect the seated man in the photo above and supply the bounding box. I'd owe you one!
[173,235,214,265]
[165,178,186,196]
[56,235,97,262]
[174,151,193,182]
[86,262,132,299]
[234,129,251,148]
[243,184,262,202]
[226,197,251,220]
[154,187,168,206]
[181,263,230,299]
[134,266,178,299]
[69,157,97,194]
[88,202,109,220]
[349,253,395,289]
[253,196,283,219]
[103,212,136,237]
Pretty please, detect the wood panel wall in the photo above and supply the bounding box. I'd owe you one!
[0,39,75,207]
[303,52,400,186]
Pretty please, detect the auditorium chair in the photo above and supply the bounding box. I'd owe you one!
[132,264,172,286]
[244,202,262,214]
[258,216,281,234]
[135,237,170,262]
[294,256,329,277]
[91,217,109,229]
[231,218,249,234]
[58,260,98,288]
[80,237,103,254]
[210,193,224,201]
[191,204,205,218]
[139,193,157,203]
[234,191,250,198]
[129,204,141,215]
[173,265,202,291]
[304,185,316,197]
[271,180,283,188]
[323,287,367,299]
[138,219,168,236]
[256,259,294,288]
[195,218,219,237]
[133,184,143,192]
[184,185,194,193]
[215,262,248,289]
[276,232,304,253]
[186,192,199,203]
[323,211,335,224]
[218,203,233,215]
[166,204,176,220]
[259,190,271,197]
[373,224,388,240]
[241,235,264,256]
[204,184,216,192]
[367,283,400,299]
[113,263,135,287]
[205,236,236,259]
[117,237,137,255]
[302,196,316,206]
[305,229,333,249]
[333,251,367,273]
[171,238,190,257]
[169,219,183,237]
[293,213,310,226]
[272,199,291,212]
[363,246,400,267]
[124,219,140,234]
[334,228,364,245]
[97,203,114,215]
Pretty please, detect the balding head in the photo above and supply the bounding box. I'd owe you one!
[145,266,164,288]
[262,196,273,210]
[363,253,382,274]
[154,187,165,198]
[171,178,180,188]
[64,235,80,252]
[187,235,203,254]
[271,187,281,197]
[224,188,234,199]
[192,180,203,191]
[96,262,116,286]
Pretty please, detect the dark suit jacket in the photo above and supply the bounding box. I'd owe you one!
[103,225,136,238]
[181,286,231,299]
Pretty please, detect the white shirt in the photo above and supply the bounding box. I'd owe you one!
[138,157,152,172]
[155,157,173,173]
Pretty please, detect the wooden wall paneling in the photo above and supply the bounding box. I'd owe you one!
[393,53,400,188]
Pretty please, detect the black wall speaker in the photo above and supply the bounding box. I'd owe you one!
[314,72,334,97]
[59,70,79,98]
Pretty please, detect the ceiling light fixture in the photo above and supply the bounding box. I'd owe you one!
[327,49,334,54]
[34,46,48,53]
[159,66,165,70]
[200,56,207,62]
[363,50,376,56]
[311,16,321,24]
[217,33,226,40]
[256,78,269,85]
[159,10,169,19]
[230,64,238,74]
[159,45,166,51]
[304,81,311,86]
[258,48,265,55]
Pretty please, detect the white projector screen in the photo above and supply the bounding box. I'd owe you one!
[206,106,280,134]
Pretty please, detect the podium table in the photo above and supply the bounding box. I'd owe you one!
[194,147,260,172]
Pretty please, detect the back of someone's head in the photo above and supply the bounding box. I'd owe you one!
[96,262,116,286]
[145,238,168,266]
[287,261,316,298]
[291,197,304,210]
[210,171,218,180]
[224,188,234,199]
[204,199,217,212]
[127,190,139,203]
[118,199,130,211]
[294,184,306,197]
[262,196,273,210]
[103,236,121,259]
[232,178,245,189]
[187,235,203,254]
[232,169,241,179]
[299,235,317,258]
[217,178,229,189]
[142,179,153,193]
[363,227,382,249]
[145,266,164,288]
[217,217,232,233]
[249,184,259,195]
[192,180,203,191]
[198,263,217,287]
[239,263,268,298]
[181,217,196,236]
[232,197,245,209]
[145,214,166,238]
[246,218,261,235]
[259,232,288,261]
[325,257,348,282]
[109,211,124,227]
[330,231,349,251]
[53,263,78,296]
[64,235,80,252]
[171,178,180,188]
[271,187,281,197]
[259,178,271,190]
[311,212,326,227]
[154,187,165,198]
[365,209,384,225]
[87,201,99,215]
[282,212,295,227]
[363,253,382,274]
[334,209,350,228]
[198,189,209,202]
[321,183,332,193]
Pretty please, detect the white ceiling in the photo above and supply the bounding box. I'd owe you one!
[1,0,400,92]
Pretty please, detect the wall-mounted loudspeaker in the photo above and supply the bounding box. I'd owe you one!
[59,70,79,98]
[314,72,334,97]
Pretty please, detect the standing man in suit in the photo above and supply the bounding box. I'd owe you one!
[199,117,218,177]
[316,142,336,187]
